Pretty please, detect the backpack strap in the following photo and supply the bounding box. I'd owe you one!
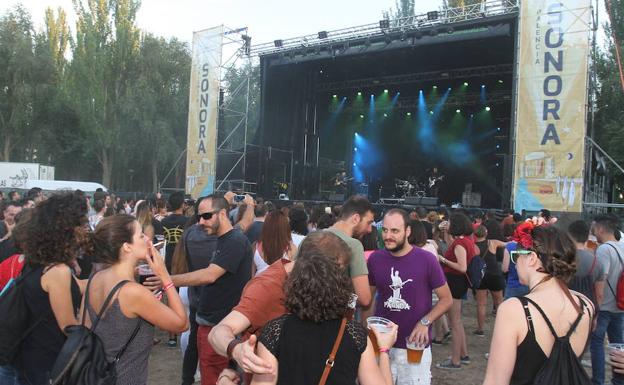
[524,296,586,339]
[87,279,132,331]
[113,318,141,362]
[565,296,588,338]
[518,296,536,333]
[523,297,559,338]
[603,243,623,299]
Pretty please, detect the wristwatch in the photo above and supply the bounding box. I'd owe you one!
[420,317,431,327]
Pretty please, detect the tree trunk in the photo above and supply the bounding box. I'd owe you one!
[101,149,113,188]
[152,161,158,193]
[3,135,11,162]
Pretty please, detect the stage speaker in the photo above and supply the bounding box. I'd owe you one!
[329,193,345,202]
[405,196,438,206]
[462,192,482,207]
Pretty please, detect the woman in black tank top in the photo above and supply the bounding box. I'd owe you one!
[13,193,90,385]
[482,225,594,385]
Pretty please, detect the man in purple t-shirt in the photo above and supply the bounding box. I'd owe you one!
[365,208,453,385]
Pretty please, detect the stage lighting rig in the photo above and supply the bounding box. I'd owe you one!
[379,19,390,29]
[318,31,328,39]
[274,39,283,48]
[427,11,439,21]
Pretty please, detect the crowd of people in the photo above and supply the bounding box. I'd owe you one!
[0,188,623,385]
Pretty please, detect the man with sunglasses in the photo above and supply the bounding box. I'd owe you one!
[172,195,254,385]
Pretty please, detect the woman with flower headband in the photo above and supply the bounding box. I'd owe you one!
[482,225,594,385]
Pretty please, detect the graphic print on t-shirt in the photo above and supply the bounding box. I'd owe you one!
[385,267,413,311]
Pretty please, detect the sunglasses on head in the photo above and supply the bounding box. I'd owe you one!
[510,249,532,264]
[197,211,216,221]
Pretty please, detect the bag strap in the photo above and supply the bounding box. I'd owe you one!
[87,279,132,332]
[603,243,623,299]
[113,318,141,362]
[318,317,348,385]
[565,296,588,338]
[523,297,559,338]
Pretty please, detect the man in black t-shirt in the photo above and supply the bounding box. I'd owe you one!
[415,206,434,240]
[161,191,187,273]
[171,195,253,385]
[245,203,267,244]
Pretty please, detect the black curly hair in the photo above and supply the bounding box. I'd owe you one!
[284,251,353,323]
[15,192,89,266]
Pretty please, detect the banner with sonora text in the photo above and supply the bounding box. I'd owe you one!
[512,0,591,212]
[185,26,223,198]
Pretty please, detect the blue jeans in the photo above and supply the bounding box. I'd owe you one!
[591,310,624,385]
[0,365,21,385]
[504,284,529,299]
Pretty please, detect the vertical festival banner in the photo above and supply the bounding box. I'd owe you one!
[185,26,223,198]
[512,0,591,212]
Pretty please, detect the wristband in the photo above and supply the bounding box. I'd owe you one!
[163,282,175,291]
[226,338,242,360]
[379,348,390,354]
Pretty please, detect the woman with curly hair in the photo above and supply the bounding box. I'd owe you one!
[483,225,594,385]
[251,248,398,385]
[13,192,90,385]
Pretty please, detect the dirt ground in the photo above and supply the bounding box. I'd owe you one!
[146,295,603,385]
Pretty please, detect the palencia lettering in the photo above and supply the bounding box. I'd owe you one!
[197,63,210,154]
[541,1,563,146]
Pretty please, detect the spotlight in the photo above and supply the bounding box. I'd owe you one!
[407,112,412,116]
[318,31,328,39]
[319,70,323,74]
[481,85,485,88]
[371,94,374,97]
[357,91,362,96]
[354,132,358,136]
[485,106,491,111]
[448,87,452,90]
[456,109,461,113]
[274,39,283,48]
[496,145,501,149]
[498,80,504,84]
[419,89,423,93]
[383,113,388,117]
[433,85,437,89]
[353,162,356,167]
[384,89,389,93]
[496,162,500,167]
[463,82,469,86]
[497,127,501,132]
[332,95,337,98]
[429,111,434,115]
[359,115,364,119]
[379,19,390,29]
[427,11,439,21]
[354,147,358,152]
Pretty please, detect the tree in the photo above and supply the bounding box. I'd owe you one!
[382,0,415,22]
[121,34,190,192]
[594,0,624,180]
[0,5,35,161]
[67,0,141,188]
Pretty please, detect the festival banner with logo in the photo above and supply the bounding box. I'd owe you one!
[512,0,591,212]
[185,26,223,198]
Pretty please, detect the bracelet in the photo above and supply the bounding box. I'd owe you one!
[226,338,242,360]
[162,282,175,291]
[379,348,390,354]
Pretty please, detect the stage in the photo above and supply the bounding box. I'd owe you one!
[248,3,518,208]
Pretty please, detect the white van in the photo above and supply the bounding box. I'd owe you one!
[22,180,108,195]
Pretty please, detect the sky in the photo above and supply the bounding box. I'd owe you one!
[1,0,447,45]
[0,0,610,53]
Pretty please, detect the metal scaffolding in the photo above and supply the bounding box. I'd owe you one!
[250,0,519,57]
[214,27,255,194]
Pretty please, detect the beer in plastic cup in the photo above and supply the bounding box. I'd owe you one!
[405,338,425,364]
[366,316,391,355]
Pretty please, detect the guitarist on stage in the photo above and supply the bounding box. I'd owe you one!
[427,167,445,198]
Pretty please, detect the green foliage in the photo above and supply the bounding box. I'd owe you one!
[220,62,261,149]
[0,2,191,191]
[595,0,624,180]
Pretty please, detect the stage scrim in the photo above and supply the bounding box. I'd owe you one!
[512,0,591,212]
[185,26,223,198]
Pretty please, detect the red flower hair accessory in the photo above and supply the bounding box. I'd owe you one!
[513,221,535,249]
